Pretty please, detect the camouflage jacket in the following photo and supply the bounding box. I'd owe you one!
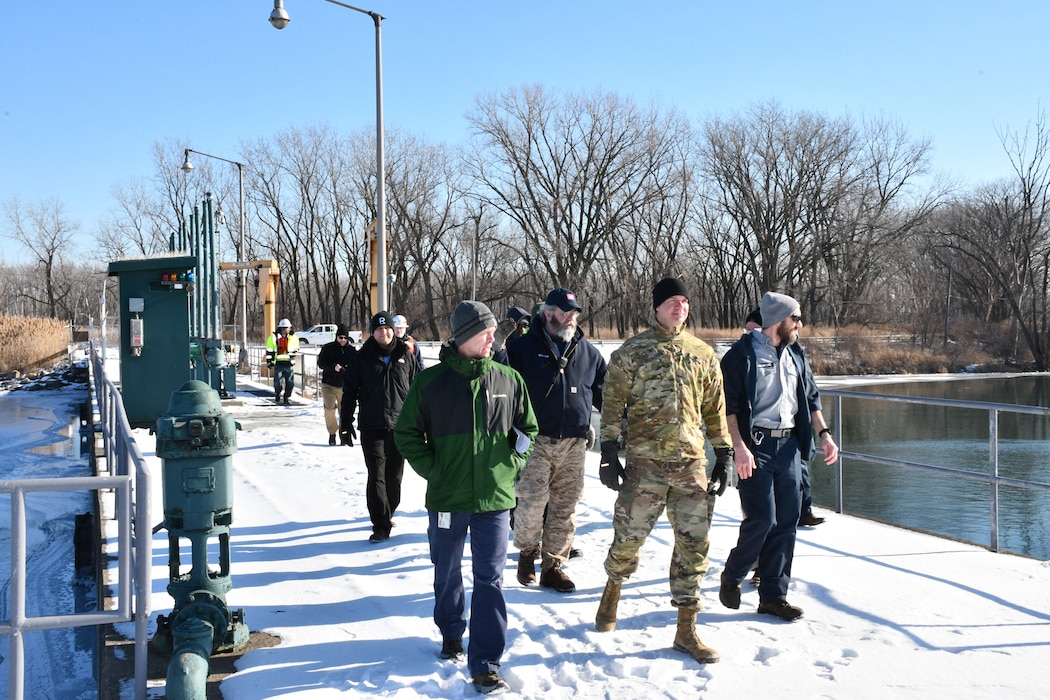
[599,322,731,463]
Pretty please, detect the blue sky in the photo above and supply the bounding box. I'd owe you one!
[2,1,1047,262]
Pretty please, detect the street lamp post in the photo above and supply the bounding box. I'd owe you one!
[269,0,389,313]
[181,148,248,367]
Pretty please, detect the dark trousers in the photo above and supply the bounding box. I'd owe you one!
[428,509,510,678]
[360,428,404,537]
[724,434,802,603]
[800,460,814,517]
[273,362,294,399]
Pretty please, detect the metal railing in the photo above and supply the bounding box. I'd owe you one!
[822,388,1050,553]
[0,343,152,700]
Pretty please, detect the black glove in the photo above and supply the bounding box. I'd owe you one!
[599,440,625,491]
[266,358,275,368]
[340,425,357,446]
[492,319,517,353]
[709,447,733,496]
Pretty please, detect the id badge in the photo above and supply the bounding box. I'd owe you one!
[438,512,451,529]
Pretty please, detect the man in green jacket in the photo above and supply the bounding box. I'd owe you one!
[395,300,538,695]
[594,277,733,665]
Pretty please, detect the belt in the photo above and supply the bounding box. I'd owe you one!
[751,426,795,446]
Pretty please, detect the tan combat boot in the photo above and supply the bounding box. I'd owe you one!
[672,607,720,663]
[595,579,621,632]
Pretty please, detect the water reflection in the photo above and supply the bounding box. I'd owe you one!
[812,375,1050,560]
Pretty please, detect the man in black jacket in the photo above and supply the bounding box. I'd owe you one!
[341,312,420,543]
[316,324,356,445]
[506,287,607,593]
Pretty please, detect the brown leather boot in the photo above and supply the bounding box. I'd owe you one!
[672,607,719,663]
[517,549,537,586]
[595,579,621,632]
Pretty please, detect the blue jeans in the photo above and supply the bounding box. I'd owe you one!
[273,362,294,399]
[428,510,509,677]
[724,434,802,603]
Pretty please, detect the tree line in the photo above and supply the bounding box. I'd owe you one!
[5,89,1050,368]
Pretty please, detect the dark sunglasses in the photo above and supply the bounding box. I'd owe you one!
[790,314,803,323]
[337,335,348,340]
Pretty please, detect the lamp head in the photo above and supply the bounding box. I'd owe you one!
[270,0,291,29]
[181,150,193,173]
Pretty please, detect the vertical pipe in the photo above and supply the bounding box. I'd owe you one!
[373,13,388,313]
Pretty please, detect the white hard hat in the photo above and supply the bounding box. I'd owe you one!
[278,318,292,329]
[392,315,408,328]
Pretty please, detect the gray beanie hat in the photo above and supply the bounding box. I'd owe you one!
[760,291,800,328]
[450,300,497,347]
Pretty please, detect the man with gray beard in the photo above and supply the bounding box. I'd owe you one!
[506,287,607,593]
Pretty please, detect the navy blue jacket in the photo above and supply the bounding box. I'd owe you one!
[719,332,821,460]
[506,318,606,439]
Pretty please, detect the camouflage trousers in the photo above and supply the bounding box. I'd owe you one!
[603,457,712,608]
[512,436,588,570]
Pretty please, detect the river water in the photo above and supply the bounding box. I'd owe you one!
[810,374,1050,560]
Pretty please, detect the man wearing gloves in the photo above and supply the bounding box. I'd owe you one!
[718,291,838,621]
[595,277,733,665]
[316,324,356,445]
[342,312,419,543]
[394,300,538,695]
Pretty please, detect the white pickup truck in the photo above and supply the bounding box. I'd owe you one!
[297,323,361,345]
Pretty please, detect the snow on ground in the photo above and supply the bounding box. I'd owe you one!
[115,376,1050,699]
[5,356,1050,699]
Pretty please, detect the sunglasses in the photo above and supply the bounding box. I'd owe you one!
[337,335,348,340]
[790,314,803,323]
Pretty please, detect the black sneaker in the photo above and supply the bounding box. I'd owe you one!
[757,599,804,621]
[472,671,508,695]
[569,547,583,559]
[328,434,337,446]
[368,532,389,544]
[440,638,463,661]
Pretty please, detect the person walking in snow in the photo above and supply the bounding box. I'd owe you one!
[506,287,606,593]
[392,314,424,371]
[718,292,838,621]
[394,300,538,695]
[341,312,419,543]
[316,323,356,445]
[595,277,733,665]
[265,318,299,404]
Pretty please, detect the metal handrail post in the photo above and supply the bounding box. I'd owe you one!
[9,487,26,700]
[833,394,844,513]
[989,409,1000,552]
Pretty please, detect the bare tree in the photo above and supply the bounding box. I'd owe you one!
[465,85,684,294]
[3,196,80,318]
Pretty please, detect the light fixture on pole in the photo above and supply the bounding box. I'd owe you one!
[269,0,389,313]
[181,148,249,367]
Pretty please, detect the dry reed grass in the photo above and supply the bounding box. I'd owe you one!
[587,322,999,375]
[0,314,70,375]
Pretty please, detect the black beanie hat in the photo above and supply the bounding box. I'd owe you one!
[370,311,394,334]
[653,277,690,309]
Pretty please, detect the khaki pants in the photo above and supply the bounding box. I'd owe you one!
[320,383,343,435]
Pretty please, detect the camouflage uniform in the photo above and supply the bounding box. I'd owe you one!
[600,322,731,607]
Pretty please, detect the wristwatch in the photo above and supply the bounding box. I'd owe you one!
[818,428,832,439]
